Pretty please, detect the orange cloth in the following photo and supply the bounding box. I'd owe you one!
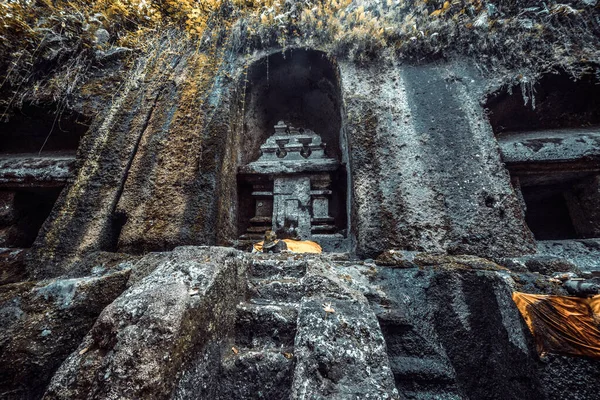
[512,292,600,358]
[253,239,322,254]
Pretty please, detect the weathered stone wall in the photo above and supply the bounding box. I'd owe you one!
[24,50,540,278]
[25,39,242,277]
[340,61,535,257]
[44,247,246,400]
[25,42,182,278]
[114,44,245,255]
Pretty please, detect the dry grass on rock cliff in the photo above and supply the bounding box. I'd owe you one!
[0,0,598,117]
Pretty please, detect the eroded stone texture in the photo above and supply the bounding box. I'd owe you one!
[26,45,186,278]
[292,297,399,399]
[44,247,245,400]
[426,270,543,399]
[22,48,542,270]
[0,155,74,187]
[336,261,465,399]
[340,62,535,258]
[498,128,600,164]
[539,355,600,400]
[2,248,599,399]
[174,253,303,400]
[114,51,237,255]
[536,239,600,271]
[335,255,600,400]
[510,255,580,275]
[0,269,130,399]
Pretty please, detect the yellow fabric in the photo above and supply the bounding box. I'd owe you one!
[253,239,322,253]
[512,292,600,358]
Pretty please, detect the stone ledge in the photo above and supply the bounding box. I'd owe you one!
[239,158,340,174]
[498,127,600,165]
[0,154,75,187]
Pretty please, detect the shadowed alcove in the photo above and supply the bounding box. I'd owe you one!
[0,188,63,248]
[487,71,600,134]
[0,103,90,155]
[240,49,344,164]
[0,103,89,250]
[487,71,600,240]
[226,48,350,251]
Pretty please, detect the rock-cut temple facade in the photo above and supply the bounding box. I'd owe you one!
[1,45,600,400]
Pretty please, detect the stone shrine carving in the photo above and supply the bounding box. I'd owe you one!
[238,121,344,250]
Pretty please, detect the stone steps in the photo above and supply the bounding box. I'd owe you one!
[389,355,456,383]
[249,258,307,279]
[310,224,337,233]
[212,255,308,399]
[390,355,463,398]
[217,348,295,400]
[388,355,464,400]
[219,254,469,399]
[217,300,298,399]
[246,225,271,233]
[401,389,464,400]
[378,313,464,399]
[235,301,298,349]
[216,297,299,399]
[248,277,305,302]
[249,216,273,224]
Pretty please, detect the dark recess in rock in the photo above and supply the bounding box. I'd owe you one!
[233,48,350,251]
[489,70,600,261]
[487,72,600,135]
[0,187,63,248]
[0,103,91,155]
[522,186,578,240]
[241,49,343,164]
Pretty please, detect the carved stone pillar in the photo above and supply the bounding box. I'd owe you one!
[310,175,335,234]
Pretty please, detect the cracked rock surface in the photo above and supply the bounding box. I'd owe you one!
[1,247,600,399]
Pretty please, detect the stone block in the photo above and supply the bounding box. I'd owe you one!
[0,269,130,398]
[44,247,245,399]
[292,297,399,399]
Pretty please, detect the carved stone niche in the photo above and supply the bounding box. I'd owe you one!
[238,121,346,251]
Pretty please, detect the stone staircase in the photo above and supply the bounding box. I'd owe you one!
[215,256,308,399]
[213,254,469,399]
[379,316,464,399]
